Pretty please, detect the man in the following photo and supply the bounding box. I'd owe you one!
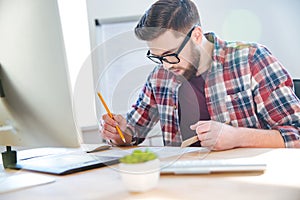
[101,0,300,150]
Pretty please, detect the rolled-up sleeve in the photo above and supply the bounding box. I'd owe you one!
[251,46,300,148]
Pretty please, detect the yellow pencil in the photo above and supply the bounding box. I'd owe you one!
[97,92,126,143]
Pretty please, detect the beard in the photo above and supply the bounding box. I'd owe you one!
[182,62,198,80]
[174,45,200,82]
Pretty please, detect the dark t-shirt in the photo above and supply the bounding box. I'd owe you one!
[178,74,210,146]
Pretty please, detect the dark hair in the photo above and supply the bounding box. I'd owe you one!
[135,0,201,41]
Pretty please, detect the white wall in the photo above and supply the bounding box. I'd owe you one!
[196,0,300,78]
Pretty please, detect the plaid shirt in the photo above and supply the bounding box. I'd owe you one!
[127,32,300,148]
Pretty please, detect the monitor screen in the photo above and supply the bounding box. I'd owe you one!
[0,0,81,148]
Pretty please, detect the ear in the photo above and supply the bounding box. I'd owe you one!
[191,26,203,45]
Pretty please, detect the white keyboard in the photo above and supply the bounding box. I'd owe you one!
[160,159,266,174]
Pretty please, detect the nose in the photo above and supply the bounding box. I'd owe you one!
[162,61,173,71]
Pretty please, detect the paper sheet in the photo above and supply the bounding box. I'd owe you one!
[0,173,55,194]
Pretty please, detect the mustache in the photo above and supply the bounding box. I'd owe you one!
[169,66,185,71]
[169,66,197,72]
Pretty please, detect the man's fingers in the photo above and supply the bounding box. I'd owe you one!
[195,124,211,134]
[197,133,209,141]
[101,129,119,141]
[114,114,124,122]
[190,120,210,130]
[103,123,117,134]
[102,114,117,126]
[199,138,215,149]
[190,121,200,130]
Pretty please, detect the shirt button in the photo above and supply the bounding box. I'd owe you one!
[173,105,177,110]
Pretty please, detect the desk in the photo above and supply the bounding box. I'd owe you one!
[1,148,300,200]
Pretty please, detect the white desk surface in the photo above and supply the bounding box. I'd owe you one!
[1,147,300,200]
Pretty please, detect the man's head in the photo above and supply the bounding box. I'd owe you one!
[135,0,203,81]
[135,0,201,41]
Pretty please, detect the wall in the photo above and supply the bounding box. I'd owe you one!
[196,0,300,78]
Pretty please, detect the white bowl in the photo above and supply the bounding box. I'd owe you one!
[119,159,160,192]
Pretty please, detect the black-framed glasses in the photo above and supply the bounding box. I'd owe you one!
[147,25,197,64]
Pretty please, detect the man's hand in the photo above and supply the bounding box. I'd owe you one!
[100,114,132,145]
[190,120,238,151]
[190,120,285,150]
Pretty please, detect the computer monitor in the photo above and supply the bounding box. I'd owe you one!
[0,0,81,166]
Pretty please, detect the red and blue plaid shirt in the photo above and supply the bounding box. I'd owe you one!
[127,32,300,148]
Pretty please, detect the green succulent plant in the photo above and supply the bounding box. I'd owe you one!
[119,149,158,164]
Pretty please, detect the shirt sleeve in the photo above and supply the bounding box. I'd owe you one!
[250,45,300,148]
[126,70,160,144]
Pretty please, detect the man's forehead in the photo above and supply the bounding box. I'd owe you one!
[147,30,184,55]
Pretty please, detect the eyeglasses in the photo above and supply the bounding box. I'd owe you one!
[147,25,197,64]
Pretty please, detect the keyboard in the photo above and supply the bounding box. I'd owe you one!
[160,159,267,174]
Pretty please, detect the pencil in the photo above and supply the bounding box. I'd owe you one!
[97,92,126,143]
